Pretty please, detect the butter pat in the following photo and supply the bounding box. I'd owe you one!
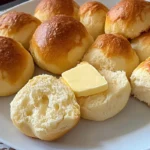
[62,62,108,97]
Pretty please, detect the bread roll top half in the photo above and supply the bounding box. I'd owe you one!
[105,0,150,39]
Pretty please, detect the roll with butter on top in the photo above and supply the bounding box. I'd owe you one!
[62,62,131,121]
[83,34,139,77]
[79,1,108,39]
[105,0,150,39]
[30,15,93,74]
[0,11,41,49]
[78,69,131,121]
[34,0,79,22]
[0,36,34,96]
[130,57,150,106]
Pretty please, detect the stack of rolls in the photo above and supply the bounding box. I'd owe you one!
[104,0,150,106]
[0,0,149,142]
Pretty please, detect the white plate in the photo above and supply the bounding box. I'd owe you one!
[0,0,150,150]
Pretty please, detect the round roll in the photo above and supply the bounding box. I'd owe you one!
[78,70,131,121]
[0,11,41,49]
[30,15,93,74]
[34,0,79,22]
[10,75,80,141]
[130,57,150,106]
[105,0,150,39]
[0,36,34,96]
[83,34,139,77]
[131,31,150,62]
[79,1,108,39]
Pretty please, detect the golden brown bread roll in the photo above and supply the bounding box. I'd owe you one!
[130,57,150,106]
[10,75,80,141]
[83,34,139,77]
[105,0,150,39]
[0,11,41,49]
[30,15,93,74]
[131,31,150,62]
[34,0,79,22]
[79,1,108,39]
[0,36,34,96]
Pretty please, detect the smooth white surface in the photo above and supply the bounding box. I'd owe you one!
[0,0,150,150]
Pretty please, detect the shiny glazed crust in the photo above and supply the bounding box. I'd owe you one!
[30,15,93,74]
[0,36,34,96]
[34,0,79,21]
[83,34,139,77]
[105,0,150,39]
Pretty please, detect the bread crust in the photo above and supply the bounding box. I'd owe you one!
[34,0,79,21]
[30,15,93,74]
[0,36,34,96]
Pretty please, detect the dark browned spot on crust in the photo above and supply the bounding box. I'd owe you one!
[0,11,41,32]
[35,0,77,17]
[31,15,87,70]
[107,0,150,22]
[92,34,133,58]
[0,36,29,83]
[79,1,108,15]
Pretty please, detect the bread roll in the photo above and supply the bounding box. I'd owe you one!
[30,15,93,74]
[10,75,80,141]
[78,70,131,121]
[105,0,150,39]
[79,1,108,39]
[0,36,34,96]
[83,34,139,77]
[34,0,79,22]
[131,31,150,62]
[0,11,41,49]
[130,57,150,106]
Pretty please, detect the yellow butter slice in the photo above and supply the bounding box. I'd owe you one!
[62,62,108,97]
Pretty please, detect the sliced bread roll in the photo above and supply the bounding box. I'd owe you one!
[130,57,150,105]
[77,70,131,121]
[10,75,80,141]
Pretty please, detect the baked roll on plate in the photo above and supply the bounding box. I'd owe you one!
[0,36,34,96]
[83,34,139,77]
[79,1,108,39]
[131,31,150,62]
[30,15,93,75]
[131,57,150,106]
[0,11,41,49]
[34,0,80,22]
[78,70,131,121]
[105,0,150,39]
[10,75,80,141]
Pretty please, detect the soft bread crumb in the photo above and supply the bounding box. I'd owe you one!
[130,57,150,105]
[10,75,80,141]
[78,70,131,121]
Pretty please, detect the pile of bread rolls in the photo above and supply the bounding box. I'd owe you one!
[0,0,149,141]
